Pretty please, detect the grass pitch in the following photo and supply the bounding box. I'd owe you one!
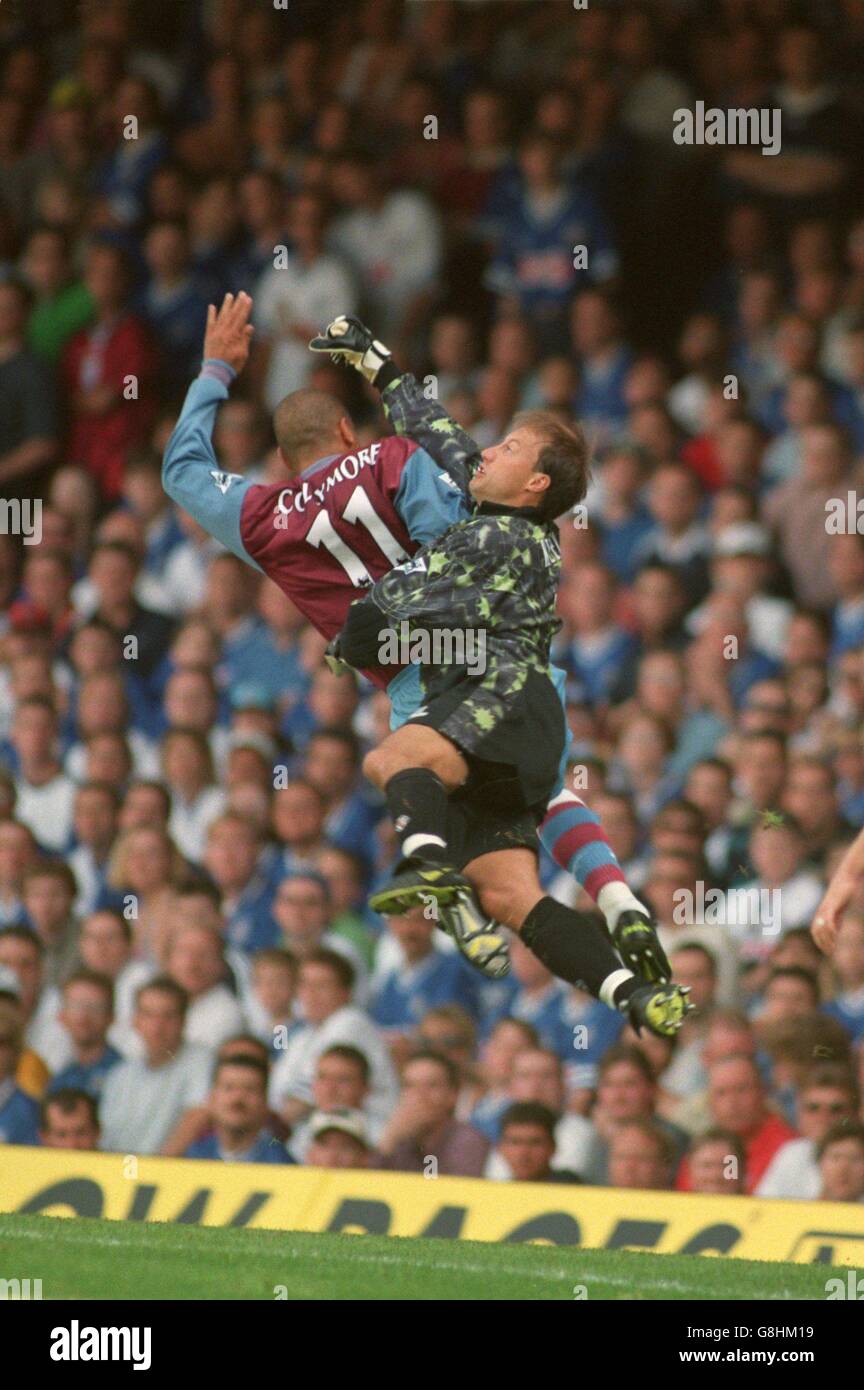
[0,1212,833,1300]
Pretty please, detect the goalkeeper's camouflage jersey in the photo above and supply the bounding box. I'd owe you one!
[369,372,563,751]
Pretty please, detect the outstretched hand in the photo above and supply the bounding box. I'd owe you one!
[203,292,255,375]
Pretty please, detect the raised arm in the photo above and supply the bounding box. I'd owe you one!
[309,314,482,497]
[162,292,263,570]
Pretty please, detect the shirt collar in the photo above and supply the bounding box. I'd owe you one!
[477,500,544,520]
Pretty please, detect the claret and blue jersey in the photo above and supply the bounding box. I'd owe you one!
[162,358,470,690]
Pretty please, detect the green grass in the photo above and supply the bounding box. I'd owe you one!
[0,1212,835,1300]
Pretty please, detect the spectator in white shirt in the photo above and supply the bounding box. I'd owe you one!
[11,695,76,852]
[77,909,153,1058]
[64,671,159,782]
[328,151,442,349]
[242,948,298,1048]
[99,977,213,1155]
[268,949,397,1130]
[253,189,358,411]
[163,728,226,863]
[165,922,245,1049]
[756,1064,859,1200]
[485,1047,599,1180]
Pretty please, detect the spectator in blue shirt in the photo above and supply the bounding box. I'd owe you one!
[594,443,655,585]
[555,561,639,707]
[370,906,479,1034]
[485,132,618,353]
[204,811,277,953]
[184,1055,294,1163]
[47,970,123,1100]
[570,288,633,440]
[303,727,384,876]
[0,996,40,1145]
[140,220,214,392]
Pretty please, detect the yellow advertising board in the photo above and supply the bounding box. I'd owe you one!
[2,1146,863,1264]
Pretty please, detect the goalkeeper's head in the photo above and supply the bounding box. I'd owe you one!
[273,388,357,474]
[469,409,589,522]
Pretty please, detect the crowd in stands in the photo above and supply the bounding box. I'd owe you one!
[2,0,864,1203]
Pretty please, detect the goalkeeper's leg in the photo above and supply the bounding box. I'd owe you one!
[466,847,690,1039]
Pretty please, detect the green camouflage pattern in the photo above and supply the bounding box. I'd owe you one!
[371,373,562,752]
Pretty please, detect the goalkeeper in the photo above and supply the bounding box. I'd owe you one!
[312,316,689,1038]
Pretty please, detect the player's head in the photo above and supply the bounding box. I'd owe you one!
[272,389,357,473]
[470,409,588,521]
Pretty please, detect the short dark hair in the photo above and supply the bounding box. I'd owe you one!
[62,969,114,1010]
[598,1044,655,1085]
[0,924,44,956]
[687,1127,745,1168]
[319,1044,370,1083]
[766,966,819,1002]
[670,941,717,975]
[136,975,188,1017]
[405,1049,459,1090]
[213,1054,269,1088]
[500,1101,558,1140]
[307,726,361,764]
[273,389,349,463]
[302,948,355,992]
[513,409,590,521]
[817,1120,864,1161]
[40,1087,99,1132]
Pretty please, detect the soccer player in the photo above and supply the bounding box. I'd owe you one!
[313,321,687,1039]
[161,295,666,1003]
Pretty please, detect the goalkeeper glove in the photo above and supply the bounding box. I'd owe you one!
[309,315,392,386]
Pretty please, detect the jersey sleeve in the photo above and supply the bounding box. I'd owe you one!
[392,443,470,545]
[161,360,263,572]
[380,371,482,498]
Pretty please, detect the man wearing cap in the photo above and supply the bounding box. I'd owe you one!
[304,1107,371,1169]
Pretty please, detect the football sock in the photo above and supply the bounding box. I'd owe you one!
[540,790,648,931]
[521,896,638,1010]
[384,768,451,864]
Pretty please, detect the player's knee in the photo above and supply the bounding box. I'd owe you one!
[477,882,518,930]
[363,746,390,788]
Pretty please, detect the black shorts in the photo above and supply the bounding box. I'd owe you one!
[405,665,565,819]
[444,796,540,870]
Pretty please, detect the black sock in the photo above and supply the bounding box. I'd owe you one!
[521,897,638,1008]
[384,768,451,865]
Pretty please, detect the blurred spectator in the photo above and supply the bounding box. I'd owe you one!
[817,1122,864,1202]
[495,1102,582,1184]
[99,977,212,1155]
[184,1055,292,1164]
[756,1063,859,1200]
[377,1050,488,1177]
[38,1087,100,1151]
[0,277,57,489]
